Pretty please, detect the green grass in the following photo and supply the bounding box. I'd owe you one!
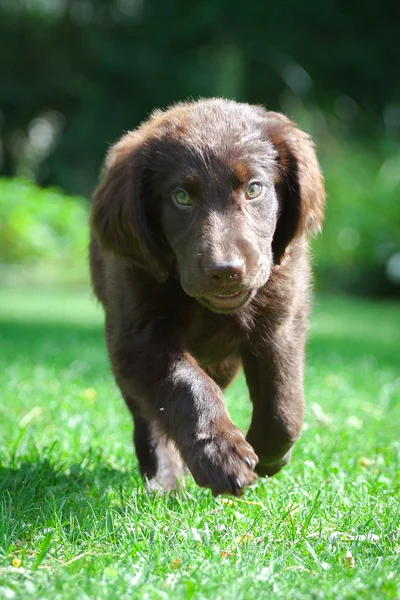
[0,288,399,599]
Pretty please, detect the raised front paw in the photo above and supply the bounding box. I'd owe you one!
[185,424,258,497]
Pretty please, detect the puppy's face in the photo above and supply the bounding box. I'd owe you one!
[92,99,325,313]
[154,134,279,313]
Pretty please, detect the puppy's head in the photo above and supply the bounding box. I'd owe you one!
[91,99,325,313]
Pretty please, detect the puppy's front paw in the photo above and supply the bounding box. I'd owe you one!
[186,424,258,497]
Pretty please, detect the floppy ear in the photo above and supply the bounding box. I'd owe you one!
[266,113,325,265]
[91,132,168,283]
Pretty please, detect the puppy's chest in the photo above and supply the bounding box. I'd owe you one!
[184,309,242,366]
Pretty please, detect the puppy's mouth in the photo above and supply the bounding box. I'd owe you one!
[199,289,253,313]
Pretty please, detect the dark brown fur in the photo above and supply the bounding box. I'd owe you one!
[89,98,325,496]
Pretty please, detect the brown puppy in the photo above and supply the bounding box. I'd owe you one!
[90,98,325,496]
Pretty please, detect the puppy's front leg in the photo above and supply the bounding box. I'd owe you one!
[108,324,258,496]
[242,329,305,477]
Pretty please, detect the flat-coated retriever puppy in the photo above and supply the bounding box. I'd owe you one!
[90,98,325,496]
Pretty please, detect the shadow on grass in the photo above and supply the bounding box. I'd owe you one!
[0,459,132,497]
[0,318,105,371]
[0,459,142,548]
[0,318,102,343]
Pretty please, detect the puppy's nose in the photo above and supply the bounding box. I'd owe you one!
[205,259,245,283]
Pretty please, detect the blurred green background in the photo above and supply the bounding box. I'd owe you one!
[0,0,399,295]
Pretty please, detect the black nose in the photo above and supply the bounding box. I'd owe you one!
[205,259,245,283]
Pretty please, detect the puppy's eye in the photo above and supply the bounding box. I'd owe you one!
[245,182,263,199]
[172,189,192,207]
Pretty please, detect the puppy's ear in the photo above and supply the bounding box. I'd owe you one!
[266,113,325,264]
[91,133,168,283]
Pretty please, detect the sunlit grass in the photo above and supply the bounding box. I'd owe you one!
[0,288,399,599]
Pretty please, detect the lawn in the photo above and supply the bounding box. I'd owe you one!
[0,288,399,599]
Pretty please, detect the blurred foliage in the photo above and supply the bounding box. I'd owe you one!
[314,137,400,295]
[0,178,88,284]
[0,0,399,294]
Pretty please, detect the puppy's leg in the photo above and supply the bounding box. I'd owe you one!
[109,324,257,497]
[125,404,185,492]
[241,332,305,477]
